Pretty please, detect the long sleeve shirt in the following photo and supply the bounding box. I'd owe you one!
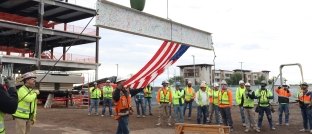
[0,85,18,114]
[195,90,209,106]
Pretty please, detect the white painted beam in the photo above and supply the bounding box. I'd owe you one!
[96,0,212,50]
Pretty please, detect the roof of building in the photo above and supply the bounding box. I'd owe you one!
[177,63,214,68]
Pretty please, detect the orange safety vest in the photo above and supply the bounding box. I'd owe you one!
[114,90,131,119]
[298,90,311,104]
[208,89,213,103]
[276,88,291,97]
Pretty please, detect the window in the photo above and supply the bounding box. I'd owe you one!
[184,68,199,77]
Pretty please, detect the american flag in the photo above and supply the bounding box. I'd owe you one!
[124,41,189,89]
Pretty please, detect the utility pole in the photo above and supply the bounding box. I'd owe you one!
[192,55,195,85]
[116,64,118,78]
[239,62,243,81]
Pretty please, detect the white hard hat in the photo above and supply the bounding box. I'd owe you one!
[106,80,111,83]
[93,82,97,85]
[200,83,206,88]
[245,82,251,86]
[162,80,169,85]
[220,80,227,85]
[239,80,244,84]
[116,76,128,83]
[22,72,36,80]
[187,81,192,84]
[201,81,206,84]
[213,83,219,87]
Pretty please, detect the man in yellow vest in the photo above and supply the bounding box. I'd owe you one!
[144,84,153,116]
[236,80,246,127]
[88,82,101,116]
[208,83,222,124]
[255,80,275,132]
[172,82,184,123]
[0,76,18,134]
[156,80,172,126]
[13,72,39,134]
[241,82,257,132]
[102,80,114,117]
[183,81,195,120]
[218,80,234,131]
[195,83,210,124]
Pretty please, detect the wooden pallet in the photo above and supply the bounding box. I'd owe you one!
[175,123,230,134]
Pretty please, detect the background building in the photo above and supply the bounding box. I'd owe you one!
[177,64,214,85]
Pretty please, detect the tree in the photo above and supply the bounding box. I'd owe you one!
[226,73,242,85]
[168,76,184,86]
[255,75,266,85]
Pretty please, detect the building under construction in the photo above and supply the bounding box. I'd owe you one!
[0,0,100,104]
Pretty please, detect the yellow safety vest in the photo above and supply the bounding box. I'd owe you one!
[90,87,101,99]
[211,90,220,105]
[103,86,113,99]
[160,90,170,103]
[197,90,209,106]
[219,91,230,105]
[0,112,4,134]
[184,87,194,101]
[144,87,152,98]
[173,90,184,105]
[13,85,37,120]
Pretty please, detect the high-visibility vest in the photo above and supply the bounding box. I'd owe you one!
[219,90,230,105]
[255,89,273,107]
[276,88,291,104]
[298,90,311,104]
[0,112,4,134]
[236,86,246,105]
[210,89,220,105]
[160,89,171,103]
[103,86,113,99]
[173,90,184,105]
[13,85,37,120]
[115,91,131,116]
[144,86,152,98]
[242,92,254,108]
[197,90,209,106]
[184,87,194,101]
[90,87,101,99]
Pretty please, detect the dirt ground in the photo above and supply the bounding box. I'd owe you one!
[3,103,306,134]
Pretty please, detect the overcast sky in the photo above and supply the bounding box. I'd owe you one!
[62,0,312,85]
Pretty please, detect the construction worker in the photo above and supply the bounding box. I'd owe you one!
[195,83,210,124]
[236,80,246,127]
[297,82,312,133]
[218,80,234,131]
[275,84,291,126]
[102,80,114,117]
[113,76,143,134]
[184,81,195,120]
[172,82,184,123]
[0,77,18,134]
[208,83,222,124]
[255,80,275,132]
[241,82,257,132]
[13,72,39,134]
[135,89,145,118]
[156,80,172,126]
[88,82,101,116]
[144,84,153,116]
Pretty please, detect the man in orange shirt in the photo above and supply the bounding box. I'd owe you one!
[218,80,234,131]
[156,80,172,126]
[275,84,291,126]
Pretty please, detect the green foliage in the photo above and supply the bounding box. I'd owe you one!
[255,75,266,85]
[226,73,242,85]
[168,76,184,86]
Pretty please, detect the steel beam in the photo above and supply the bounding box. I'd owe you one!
[96,0,212,50]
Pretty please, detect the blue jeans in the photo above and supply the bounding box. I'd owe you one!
[144,97,152,115]
[102,98,113,115]
[239,106,246,124]
[184,101,193,118]
[174,105,184,123]
[89,99,99,114]
[135,99,145,115]
[219,107,233,128]
[197,105,208,124]
[278,103,289,124]
[209,104,221,124]
[257,106,273,129]
[116,115,129,134]
[300,107,312,129]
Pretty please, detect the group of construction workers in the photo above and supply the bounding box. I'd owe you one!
[0,72,39,134]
